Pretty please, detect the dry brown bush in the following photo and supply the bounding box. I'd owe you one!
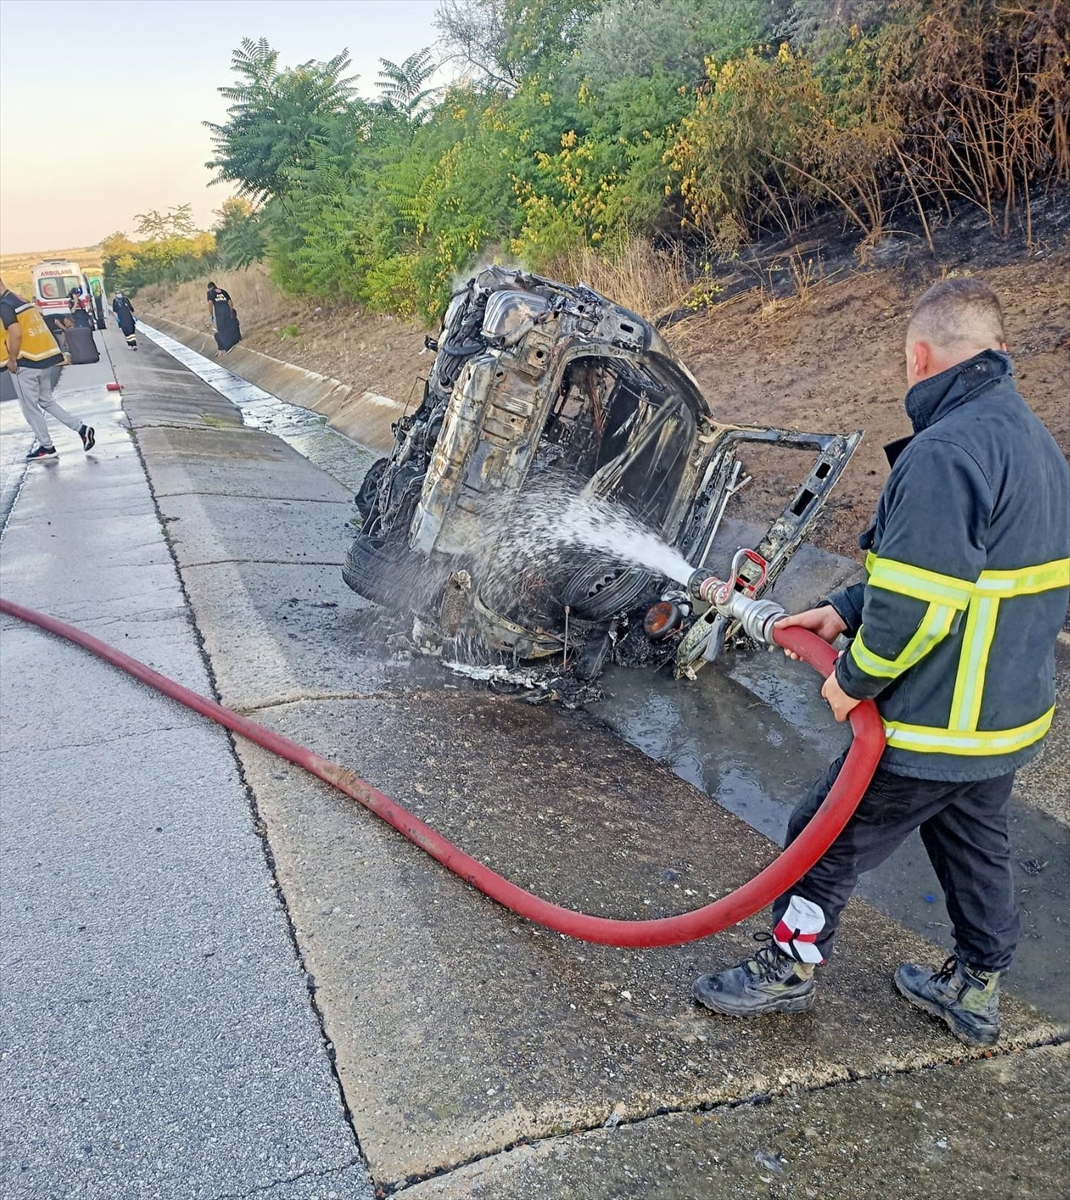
[884,1,1070,241]
[540,237,722,327]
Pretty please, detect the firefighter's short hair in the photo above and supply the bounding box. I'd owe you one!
[908,277,1007,351]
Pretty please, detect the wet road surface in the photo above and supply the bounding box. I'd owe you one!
[136,321,1069,1026]
[0,346,372,1199]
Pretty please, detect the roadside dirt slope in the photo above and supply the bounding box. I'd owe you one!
[685,258,1069,556]
[143,253,1068,561]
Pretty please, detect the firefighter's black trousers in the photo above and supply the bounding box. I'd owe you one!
[771,752,1019,972]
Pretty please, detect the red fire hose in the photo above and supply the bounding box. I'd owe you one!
[0,596,884,948]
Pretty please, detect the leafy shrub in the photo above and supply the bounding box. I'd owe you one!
[197,2,1068,324]
[101,210,218,294]
[214,197,266,269]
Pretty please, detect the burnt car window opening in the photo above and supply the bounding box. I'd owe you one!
[542,359,694,528]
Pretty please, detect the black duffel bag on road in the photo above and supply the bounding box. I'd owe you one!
[65,326,100,365]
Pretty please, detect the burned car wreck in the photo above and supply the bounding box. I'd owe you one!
[344,266,860,681]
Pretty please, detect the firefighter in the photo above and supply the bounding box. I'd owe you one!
[693,278,1070,1046]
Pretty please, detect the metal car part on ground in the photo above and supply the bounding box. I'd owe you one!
[343,266,860,681]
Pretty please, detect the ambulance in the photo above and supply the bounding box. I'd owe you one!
[30,260,94,332]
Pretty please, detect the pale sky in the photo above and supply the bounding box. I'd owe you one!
[0,0,442,253]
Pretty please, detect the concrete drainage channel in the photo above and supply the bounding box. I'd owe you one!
[136,320,1070,1026]
[137,321,381,494]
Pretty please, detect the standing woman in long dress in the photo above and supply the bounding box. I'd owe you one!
[112,291,138,350]
[207,281,241,354]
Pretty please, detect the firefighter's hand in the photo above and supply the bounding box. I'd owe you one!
[821,671,861,722]
[775,606,847,660]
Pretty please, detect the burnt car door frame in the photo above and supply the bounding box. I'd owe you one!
[673,425,863,676]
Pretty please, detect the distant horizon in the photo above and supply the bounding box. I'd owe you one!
[0,0,442,254]
[4,237,189,261]
[4,242,117,261]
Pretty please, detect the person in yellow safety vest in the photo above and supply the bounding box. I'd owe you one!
[1,277,95,460]
[693,278,1070,1048]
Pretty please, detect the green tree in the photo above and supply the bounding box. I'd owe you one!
[500,0,600,79]
[573,0,782,88]
[134,203,195,238]
[435,0,600,88]
[102,220,217,293]
[213,197,266,269]
[782,0,895,53]
[435,0,518,87]
[204,37,362,200]
[376,48,439,121]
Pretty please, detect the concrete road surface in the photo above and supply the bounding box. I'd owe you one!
[0,343,372,1199]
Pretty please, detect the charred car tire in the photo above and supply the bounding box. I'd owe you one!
[558,560,656,622]
[342,536,416,609]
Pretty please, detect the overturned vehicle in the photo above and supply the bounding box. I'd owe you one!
[344,267,860,680]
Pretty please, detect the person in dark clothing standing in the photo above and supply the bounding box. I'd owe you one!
[68,287,92,328]
[1,276,95,460]
[92,281,106,330]
[206,280,220,324]
[693,279,1070,1047]
[112,291,138,350]
[207,281,241,354]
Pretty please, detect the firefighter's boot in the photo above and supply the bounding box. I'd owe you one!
[693,932,816,1016]
[895,957,1001,1047]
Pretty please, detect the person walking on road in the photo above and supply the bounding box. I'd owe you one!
[112,290,138,351]
[693,279,1070,1047]
[1,277,95,461]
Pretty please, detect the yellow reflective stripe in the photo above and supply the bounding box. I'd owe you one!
[975,559,1070,597]
[949,596,1000,731]
[866,553,1069,603]
[865,552,973,609]
[850,603,956,680]
[883,708,1054,755]
[850,634,899,679]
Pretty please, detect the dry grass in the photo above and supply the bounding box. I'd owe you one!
[145,247,735,362]
[539,235,747,356]
[542,238,705,324]
[138,264,318,337]
[544,235,847,354]
[867,6,1064,256]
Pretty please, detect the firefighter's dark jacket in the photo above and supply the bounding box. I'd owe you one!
[828,350,1069,781]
